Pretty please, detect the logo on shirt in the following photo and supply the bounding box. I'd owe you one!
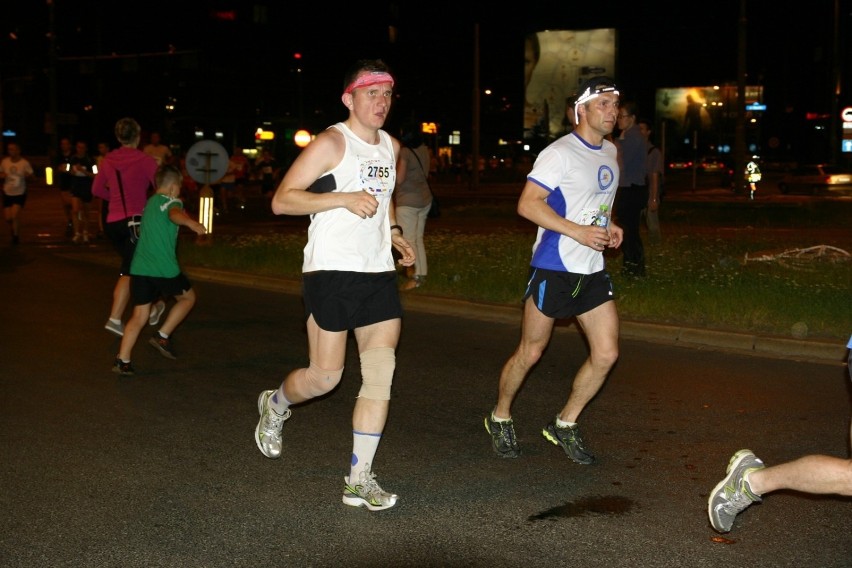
[598,165,615,191]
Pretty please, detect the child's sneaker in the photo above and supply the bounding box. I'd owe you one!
[148,333,177,360]
[148,300,166,326]
[342,467,398,511]
[104,320,124,337]
[112,358,135,376]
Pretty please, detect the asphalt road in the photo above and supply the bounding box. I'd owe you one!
[1,244,850,567]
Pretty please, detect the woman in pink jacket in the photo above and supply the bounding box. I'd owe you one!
[92,117,158,337]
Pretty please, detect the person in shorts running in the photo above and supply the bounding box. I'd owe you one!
[254,59,414,511]
[484,76,624,464]
[707,333,852,533]
[111,164,206,376]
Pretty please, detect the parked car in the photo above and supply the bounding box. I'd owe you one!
[778,164,852,195]
[698,157,725,173]
[668,159,693,171]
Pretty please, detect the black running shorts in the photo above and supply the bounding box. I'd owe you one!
[130,273,192,305]
[303,271,402,332]
[523,267,615,319]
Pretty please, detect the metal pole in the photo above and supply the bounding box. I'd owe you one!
[733,0,748,194]
[47,0,58,164]
[471,23,480,191]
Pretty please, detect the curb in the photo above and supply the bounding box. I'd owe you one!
[184,266,847,366]
[57,254,845,366]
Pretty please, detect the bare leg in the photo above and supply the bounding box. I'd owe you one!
[557,300,619,423]
[494,298,555,419]
[157,288,196,336]
[749,418,852,497]
[351,319,400,433]
[118,303,150,361]
[109,275,131,321]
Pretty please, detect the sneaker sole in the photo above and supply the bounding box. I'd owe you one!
[149,303,166,326]
[255,390,281,459]
[104,325,124,337]
[707,449,754,532]
[342,483,398,511]
[148,337,177,360]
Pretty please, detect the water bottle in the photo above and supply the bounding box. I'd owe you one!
[596,204,610,229]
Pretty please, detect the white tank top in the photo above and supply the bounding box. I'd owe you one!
[303,123,397,273]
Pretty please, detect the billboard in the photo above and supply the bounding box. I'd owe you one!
[524,28,616,149]
[655,85,763,144]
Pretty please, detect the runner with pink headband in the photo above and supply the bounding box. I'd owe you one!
[343,71,395,95]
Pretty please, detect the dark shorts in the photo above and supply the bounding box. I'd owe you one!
[130,273,192,306]
[70,186,93,203]
[303,271,402,332]
[105,218,138,275]
[523,267,615,319]
[2,193,26,208]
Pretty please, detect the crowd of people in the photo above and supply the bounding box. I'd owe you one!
[0,132,287,247]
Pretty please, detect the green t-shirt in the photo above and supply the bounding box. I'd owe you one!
[130,194,183,277]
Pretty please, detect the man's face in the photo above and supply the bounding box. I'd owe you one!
[347,74,393,129]
[60,138,72,153]
[583,93,620,136]
[638,123,651,139]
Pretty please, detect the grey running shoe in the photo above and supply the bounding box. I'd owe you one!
[104,320,124,337]
[148,333,177,360]
[112,358,135,376]
[484,413,521,458]
[708,449,765,533]
[542,420,595,464]
[148,301,166,326]
[342,467,398,511]
[254,390,290,459]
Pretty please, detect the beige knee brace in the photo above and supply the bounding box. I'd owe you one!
[358,347,396,401]
[291,361,344,399]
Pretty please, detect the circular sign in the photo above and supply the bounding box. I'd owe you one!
[841,107,852,122]
[185,140,229,185]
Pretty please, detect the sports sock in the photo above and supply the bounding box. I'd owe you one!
[491,410,511,422]
[109,318,121,325]
[555,416,577,429]
[270,386,292,414]
[349,430,381,483]
[157,331,169,339]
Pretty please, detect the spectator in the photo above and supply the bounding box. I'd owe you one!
[143,131,173,166]
[394,121,434,290]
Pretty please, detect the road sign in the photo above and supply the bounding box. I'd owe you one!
[185,140,229,185]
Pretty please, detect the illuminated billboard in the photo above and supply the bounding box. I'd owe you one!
[524,28,616,148]
[655,85,763,140]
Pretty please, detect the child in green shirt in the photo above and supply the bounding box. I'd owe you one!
[113,164,206,375]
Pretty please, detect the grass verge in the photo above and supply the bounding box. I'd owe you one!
[177,201,851,342]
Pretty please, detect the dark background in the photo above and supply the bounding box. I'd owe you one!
[2,0,849,165]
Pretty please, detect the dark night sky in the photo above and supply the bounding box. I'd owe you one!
[2,0,849,157]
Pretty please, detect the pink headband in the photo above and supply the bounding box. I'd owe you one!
[343,72,395,95]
